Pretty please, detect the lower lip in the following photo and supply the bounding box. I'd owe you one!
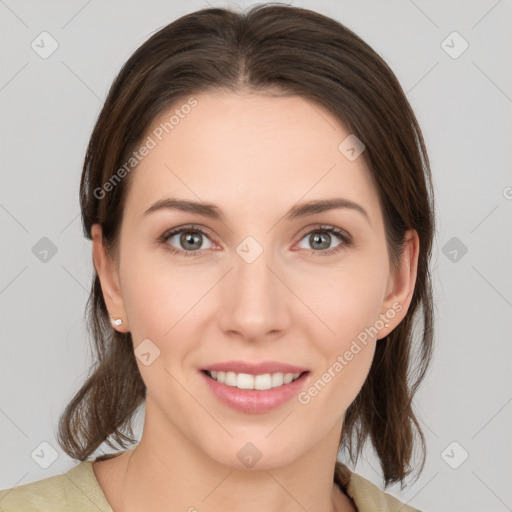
[200,370,310,414]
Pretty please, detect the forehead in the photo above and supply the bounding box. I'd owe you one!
[124,91,381,224]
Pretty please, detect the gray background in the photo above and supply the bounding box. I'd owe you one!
[1,1,511,511]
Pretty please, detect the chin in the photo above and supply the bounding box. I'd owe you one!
[203,435,308,471]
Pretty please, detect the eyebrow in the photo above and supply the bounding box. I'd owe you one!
[143,197,370,224]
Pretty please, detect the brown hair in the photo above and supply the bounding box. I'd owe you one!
[57,3,436,490]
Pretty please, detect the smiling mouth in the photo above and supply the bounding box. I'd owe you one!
[202,369,308,391]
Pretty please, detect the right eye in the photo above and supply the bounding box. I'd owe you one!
[159,225,214,257]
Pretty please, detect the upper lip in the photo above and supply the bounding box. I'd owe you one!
[201,360,309,375]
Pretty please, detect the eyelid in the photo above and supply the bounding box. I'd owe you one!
[160,223,215,240]
[295,223,351,241]
[159,223,217,247]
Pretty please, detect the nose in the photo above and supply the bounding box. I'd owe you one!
[218,245,292,343]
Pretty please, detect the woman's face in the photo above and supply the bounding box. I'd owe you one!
[93,90,417,469]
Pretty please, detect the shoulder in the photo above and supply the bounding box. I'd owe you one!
[0,461,112,512]
[336,463,422,512]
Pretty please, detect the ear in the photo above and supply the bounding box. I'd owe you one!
[91,223,130,333]
[376,229,419,340]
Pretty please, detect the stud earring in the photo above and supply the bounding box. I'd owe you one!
[109,315,123,328]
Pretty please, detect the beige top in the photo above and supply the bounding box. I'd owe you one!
[0,451,421,511]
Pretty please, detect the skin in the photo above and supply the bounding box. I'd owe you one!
[91,90,419,512]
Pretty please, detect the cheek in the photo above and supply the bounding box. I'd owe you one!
[298,275,381,414]
[119,240,195,336]
[295,256,389,350]
[291,254,387,409]
[119,245,212,384]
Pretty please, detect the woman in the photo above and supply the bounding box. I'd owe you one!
[0,4,435,511]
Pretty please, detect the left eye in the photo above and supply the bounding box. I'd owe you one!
[297,227,347,252]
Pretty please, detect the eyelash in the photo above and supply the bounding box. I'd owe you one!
[159,223,352,258]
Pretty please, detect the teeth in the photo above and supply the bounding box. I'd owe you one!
[207,371,302,390]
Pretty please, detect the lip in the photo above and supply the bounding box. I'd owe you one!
[199,368,310,414]
[201,360,309,375]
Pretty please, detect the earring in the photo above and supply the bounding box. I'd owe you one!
[109,315,123,328]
